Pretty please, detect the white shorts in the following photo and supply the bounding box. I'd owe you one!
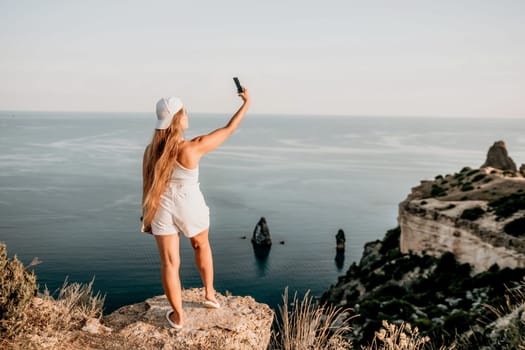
[151,183,210,237]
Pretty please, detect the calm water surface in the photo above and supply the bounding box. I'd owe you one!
[0,111,523,313]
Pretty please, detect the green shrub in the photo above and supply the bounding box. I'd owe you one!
[431,184,447,197]
[503,170,517,177]
[435,175,443,180]
[466,169,479,176]
[404,292,429,306]
[460,167,472,173]
[472,173,486,182]
[483,177,493,183]
[360,299,381,316]
[436,252,459,272]
[454,173,465,180]
[461,206,485,221]
[387,248,402,261]
[504,217,525,237]
[489,192,525,218]
[373,284,406,300]
[443,310,473,335]
[382,299,416,320]
[365,272,388,290]
[379,227,400,255]
[414,318,432,330]
[0,242,37,339]
[461,183,474,191]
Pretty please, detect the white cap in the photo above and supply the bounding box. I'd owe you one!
[155,97,183,129]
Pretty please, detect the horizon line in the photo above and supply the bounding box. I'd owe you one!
[0,109,523,120]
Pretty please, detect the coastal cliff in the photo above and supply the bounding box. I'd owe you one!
[323,141,525,348]
[399,166,525,273]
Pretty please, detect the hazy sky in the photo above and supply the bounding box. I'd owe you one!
[1,0,524,117]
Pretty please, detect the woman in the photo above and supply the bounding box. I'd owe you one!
[141,87,250,329]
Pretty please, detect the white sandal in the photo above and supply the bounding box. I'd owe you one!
[165,310,183,329]
[203,299,221,309]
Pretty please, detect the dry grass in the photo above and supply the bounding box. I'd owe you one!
[361,320,446,350]
[270,287,355,350]
[0,242,37,339]
[51,276,105,321]
[482,277,525,350]
[484,277,524,317]
[1,276,105,350]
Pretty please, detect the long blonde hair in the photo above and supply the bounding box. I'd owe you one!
[142,110,185,228]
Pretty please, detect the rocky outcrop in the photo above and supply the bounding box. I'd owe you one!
[17,288,274,350]
[399,197,525,274]
[481,140,517,171]
[252,217,272,246]
[398,165,525,274]
[336,229,346,251]
[102,288,274,350]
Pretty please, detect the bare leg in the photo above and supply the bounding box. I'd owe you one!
[190,229,217,302]
[155,233,184,326]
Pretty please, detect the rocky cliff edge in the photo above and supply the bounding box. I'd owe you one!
[23,288,274,350]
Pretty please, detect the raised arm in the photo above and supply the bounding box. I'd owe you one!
[192,87,251,155]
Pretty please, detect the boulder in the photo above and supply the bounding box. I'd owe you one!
[252,217,272,246]
[103,288,274,350]
[481,140,517,171]
[335,229,346,251]
[82,318,112,334]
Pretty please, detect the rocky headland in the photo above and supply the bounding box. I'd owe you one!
[322,141,525,348]
[399,166,525,273]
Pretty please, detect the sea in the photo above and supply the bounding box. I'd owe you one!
[0,111,523,314]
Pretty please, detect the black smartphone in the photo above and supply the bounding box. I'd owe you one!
[233,77,243,93]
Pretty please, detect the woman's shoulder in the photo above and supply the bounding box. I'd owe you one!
[179,138,200,150]
[177,140,201,168]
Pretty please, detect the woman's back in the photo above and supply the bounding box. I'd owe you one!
[170,162,199,185]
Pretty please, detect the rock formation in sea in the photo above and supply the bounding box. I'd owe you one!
[252,217,272,246]
[481,140,517,171]
[322,141,525,348]
[336,229,346,251]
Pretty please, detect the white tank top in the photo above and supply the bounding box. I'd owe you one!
[169,162,199,185]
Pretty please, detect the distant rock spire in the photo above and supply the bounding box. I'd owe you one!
[481,140,517,171]
[252,217,272,246]
[335,229,346,251]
